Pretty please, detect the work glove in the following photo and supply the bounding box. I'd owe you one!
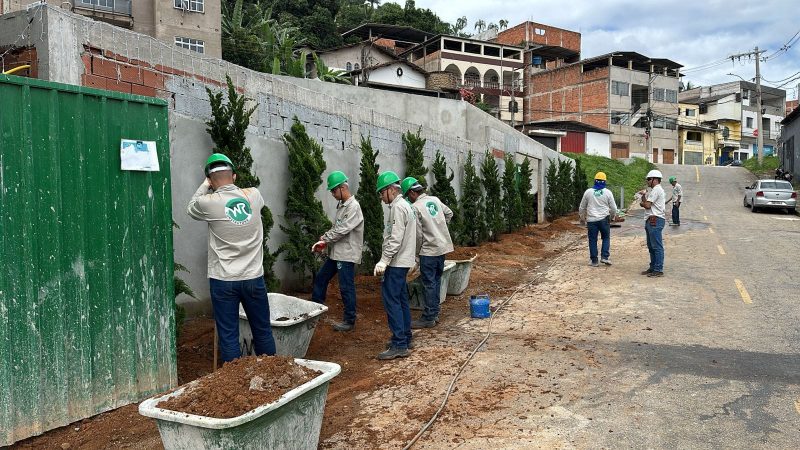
[373,261,387,277]
[311,240,326,253]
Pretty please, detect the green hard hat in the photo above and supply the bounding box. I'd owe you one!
[669,176,677,183]
[376,171,401,193]
[327,171,348,191]
[205,153,235,176]
[400,177,420,195]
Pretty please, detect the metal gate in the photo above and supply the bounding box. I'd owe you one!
[683,150,703,165]
[0,75,176,446]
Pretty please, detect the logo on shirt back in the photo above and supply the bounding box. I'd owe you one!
[225,197,253,225]
[425,201,439,216]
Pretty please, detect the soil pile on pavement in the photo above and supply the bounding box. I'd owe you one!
[157,356,319,418]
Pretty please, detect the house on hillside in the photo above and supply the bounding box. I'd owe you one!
[2,0,222,57]
[525,52,682,162]
[679,82,786,164]
[780,106,800,181]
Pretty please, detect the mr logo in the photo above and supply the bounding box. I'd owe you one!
[425,201,439,216]
[225,198,253,225]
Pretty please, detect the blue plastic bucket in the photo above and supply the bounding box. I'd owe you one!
[469,295,491,319]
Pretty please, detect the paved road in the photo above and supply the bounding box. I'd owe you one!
[322,164,800,449]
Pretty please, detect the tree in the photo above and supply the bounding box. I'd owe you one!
[572,156,587,209]
[499,19,508,30]
[487,22,499,33]
[430,149,462,244]
[518,158,536,225]
[402,127,428,186]
[460,150,484,246]
[502,155,522,232]
[474,19,486,33]
[556,159,575,215]
[278,118,332,284]
[544,160,559,220]
[313,53,351,84]
[356,134,383,271]
[481,151,503,241]
[451,16,468,36]
[206,75,279,290]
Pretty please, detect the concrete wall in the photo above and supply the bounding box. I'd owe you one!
[1,5,568,315]
[368,63,426,88]
[586,132,611,157]
[318,44,393,71]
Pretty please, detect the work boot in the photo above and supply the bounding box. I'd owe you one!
[590,261,599,267]
[377,347,410,360]
[647,271,664,278]
[433,316,440,323]
[332,322,354,332]
[386,339,415,350]
[600,258,612,266]
[411,319,435,329]
[641,269,653,275]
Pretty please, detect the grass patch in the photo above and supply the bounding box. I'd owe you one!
[565,154,655,208]
[742,155,780,177]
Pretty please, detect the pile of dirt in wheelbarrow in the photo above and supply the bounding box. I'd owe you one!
[157,356,319,419]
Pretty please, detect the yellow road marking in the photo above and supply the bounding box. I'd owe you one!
[735,279,752,304]
[794,399,800,415]
[709,228,715,234]
[696,166,700,182]
[717,245,726,255]
[704,215,709,221]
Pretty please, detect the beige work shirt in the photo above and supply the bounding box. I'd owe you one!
[322,196,365,264]
[412,193,454,257]
[187,183,265,281]
[380,195,417,268]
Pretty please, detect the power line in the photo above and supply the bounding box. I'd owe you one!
[764,28,800,61]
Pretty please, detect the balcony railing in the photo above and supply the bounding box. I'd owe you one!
[458,80,523,91]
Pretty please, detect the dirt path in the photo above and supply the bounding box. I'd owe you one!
[14,219,581,449]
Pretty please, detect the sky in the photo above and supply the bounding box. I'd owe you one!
[412,0,800,100]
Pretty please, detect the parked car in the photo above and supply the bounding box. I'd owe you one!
[725,159,743,167]
[743,180,797,213]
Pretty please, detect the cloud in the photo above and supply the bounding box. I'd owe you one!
[412,0,800,98]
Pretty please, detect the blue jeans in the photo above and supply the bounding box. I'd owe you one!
[419,255,445,321]
[210,277,276,363]
[311,258,357,324]
[645,217,665,272]
[672,204,680,225]
[381,266,412,349]
[586,218,611,263]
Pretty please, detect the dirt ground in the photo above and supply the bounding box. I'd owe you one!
[13,218,580,449]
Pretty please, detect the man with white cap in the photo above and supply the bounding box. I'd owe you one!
[638,169,666,277]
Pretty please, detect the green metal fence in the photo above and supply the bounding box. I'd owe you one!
[0,75,176,446]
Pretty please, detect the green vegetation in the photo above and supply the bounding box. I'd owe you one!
[430,149,462,243]
[565,154,655,210]
[356,135,383,271]
[742,155,780,176]
[481,151,503,241]
[278,118,332,284]
[403,127,428,186]
[206,75,279,290]
[518,158,536,224]
[460,150,484,246]
[502,155,522,232]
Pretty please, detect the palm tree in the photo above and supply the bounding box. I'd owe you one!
[487,23,499,33]
[498,19,508,30]
[365,0,381,8]
[474,19,486,33]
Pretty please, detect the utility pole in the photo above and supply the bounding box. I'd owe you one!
[729,47,767,164]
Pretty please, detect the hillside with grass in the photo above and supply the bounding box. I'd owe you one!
[565,154,655,209]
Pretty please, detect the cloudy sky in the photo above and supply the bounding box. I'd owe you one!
[413,0,800,99]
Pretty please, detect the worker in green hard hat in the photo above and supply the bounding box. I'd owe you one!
[374,170,417,360]
[187,153,276,362]
[666,175,683,226]
[310,171,364,332]
[401,177,453,329]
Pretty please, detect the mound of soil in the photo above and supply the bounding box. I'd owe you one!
[157,356,319,419]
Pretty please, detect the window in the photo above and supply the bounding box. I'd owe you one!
[653,88,665,102]
[82,0,114,6]
[665,89,677,103]
[685,108,695,117]
[610,111,628,124]
[687,131,702,142]
[654,117,665,129]
[742,89,749,99]
[534,28,546,36]
[611,81,629,96]
[665,118,677,130]
[174,0,204,13]
[508,101,519,113]
[346,62,352,71]
[175,37,204,54]
[354,63,360,70]
[483,46,500,57]
[746,117,754,128]
[699,103,708,114]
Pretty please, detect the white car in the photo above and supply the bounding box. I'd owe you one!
[743,180,797,213]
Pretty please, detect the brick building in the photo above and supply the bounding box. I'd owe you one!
[525,52,682,161]
[2,0,221,57]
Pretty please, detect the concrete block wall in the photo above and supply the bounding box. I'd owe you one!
[0,5,568,313]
